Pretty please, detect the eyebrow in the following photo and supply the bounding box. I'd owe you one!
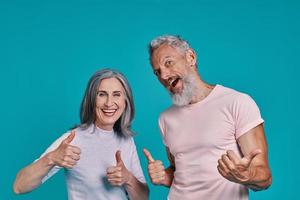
[97,90,122,93]
[160,56,172,63]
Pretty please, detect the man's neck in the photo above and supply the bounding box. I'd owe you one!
[190,78,214,104]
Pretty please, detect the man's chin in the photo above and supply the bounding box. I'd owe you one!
[171,93,191,106]
[170,88,183,95]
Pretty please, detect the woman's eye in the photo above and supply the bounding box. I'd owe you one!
[97,92,106,97]
[113,93,121,97]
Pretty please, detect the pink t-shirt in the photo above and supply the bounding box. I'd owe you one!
[159,85,264,200]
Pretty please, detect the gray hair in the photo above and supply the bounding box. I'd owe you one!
[148,34,192,59]
[80,68,135,137]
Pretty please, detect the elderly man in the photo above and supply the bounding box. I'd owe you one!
[143,35,272,200]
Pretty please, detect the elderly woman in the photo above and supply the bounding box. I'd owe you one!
[13,69,149,200]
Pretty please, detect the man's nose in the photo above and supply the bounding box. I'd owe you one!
[160,68,170,80]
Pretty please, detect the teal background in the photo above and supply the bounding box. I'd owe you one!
[1,0,299,199]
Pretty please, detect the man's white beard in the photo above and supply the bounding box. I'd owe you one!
[170,74,198,106]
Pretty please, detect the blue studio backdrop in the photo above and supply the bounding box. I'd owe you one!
[1,0,299,199]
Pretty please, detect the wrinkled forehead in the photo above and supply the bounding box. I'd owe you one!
[98,77,125,92]
[150,44,184,66]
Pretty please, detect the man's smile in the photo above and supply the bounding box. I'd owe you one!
[168,77,181,88]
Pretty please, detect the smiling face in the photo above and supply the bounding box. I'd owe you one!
[151,44,197,94]
[151,44,198,105]
[95,77,126,131]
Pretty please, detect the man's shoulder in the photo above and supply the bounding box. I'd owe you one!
[218,84,240,95]
[216,85,249,100]
[217,85,258,110]
[159,105,179,119]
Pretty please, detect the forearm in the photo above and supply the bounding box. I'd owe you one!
[124,173,149,200]
[13,152,55,194]
[161,166,174,187]
[246,165,272,191]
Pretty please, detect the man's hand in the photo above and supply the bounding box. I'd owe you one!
[48,130,81,168]
[143,148,166,185]
[217,149,262,183]
[107,150,131,186]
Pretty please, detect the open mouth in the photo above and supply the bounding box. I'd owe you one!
[101,109,117,116]
[168,77,181,88]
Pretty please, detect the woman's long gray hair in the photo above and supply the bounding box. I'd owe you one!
[80,68,135,137]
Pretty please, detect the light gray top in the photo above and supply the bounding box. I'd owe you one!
[37,124,146,200]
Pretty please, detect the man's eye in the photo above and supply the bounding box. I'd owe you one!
[154,70,160,76]
[165,60,173,66]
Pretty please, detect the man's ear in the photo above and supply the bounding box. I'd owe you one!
[185,49,197,67]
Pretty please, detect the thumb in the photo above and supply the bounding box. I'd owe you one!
[64,130,76,144]
[115,150,123,166]
[243,149,262,164]
[143,148,155,163]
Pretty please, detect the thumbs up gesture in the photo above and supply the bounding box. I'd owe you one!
[217,149,262,183]
[143,148,166,185]
[107,150,131,186]
[48,130,81,169]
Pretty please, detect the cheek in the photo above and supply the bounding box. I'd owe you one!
[158,78,168,86]
[116,100,126,114]
[95,107,101,115]
[95,99,104,107]
[175,62,187,71]
[118,100,126,110]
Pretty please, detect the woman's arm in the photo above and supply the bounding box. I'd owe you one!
[124,173,149,200]
[13,131,81,194]
[13,152,56,194]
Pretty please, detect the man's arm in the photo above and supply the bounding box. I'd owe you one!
[143,147,175,187]
[217,124,272,191]
[162,147,175,187]
[238,124,272,190]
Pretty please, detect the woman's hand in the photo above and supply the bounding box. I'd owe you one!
[106,150,132,186]
[47,131,81,169]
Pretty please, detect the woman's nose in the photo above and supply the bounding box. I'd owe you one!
[104,96,113,107]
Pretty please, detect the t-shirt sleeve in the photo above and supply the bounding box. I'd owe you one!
[233,93,264,139]
[129,138,146,183]
[158,114,167,146]
[34,132,71,183]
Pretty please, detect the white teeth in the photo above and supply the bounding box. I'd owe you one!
[168,78,176,86]
[102,109,117,113]
[168,77,179,87]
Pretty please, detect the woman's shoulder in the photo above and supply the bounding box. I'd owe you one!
[117,135,136,149]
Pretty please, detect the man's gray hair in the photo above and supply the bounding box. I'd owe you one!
[80,68,135,137]
[148,35,192,59]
